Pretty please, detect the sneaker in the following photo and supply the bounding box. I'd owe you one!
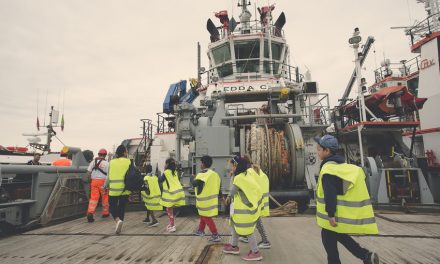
[101,214,110,218]
[167,225,176,233]
[87,214,94,223]
[257,241,271,249]
[242,250,263,261]
[208,234,221,242]
[143,217,151,223]
[363,252,379,264]
[222,244,240,255]
[239,237,249,243]
[193,230,205,237]
[115,220,123,234]
[148,220,159,227]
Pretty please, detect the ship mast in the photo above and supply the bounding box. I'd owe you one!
[238,0,252,33]
[418,0,440,28]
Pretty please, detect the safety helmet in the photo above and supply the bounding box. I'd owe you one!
[60,147,68,156]
[98,148,107,155]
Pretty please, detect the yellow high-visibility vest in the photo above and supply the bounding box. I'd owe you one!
[160,169,186,208]
[141,175,163,211]
[248,168,270,217]
[108,158,131,196]
[195,169,221,217]
[231,172,262,236]
[316,162,378,234]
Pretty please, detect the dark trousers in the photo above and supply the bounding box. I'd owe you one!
[321,228,369,264]
[109,195,129,221]
[146,209,157,221]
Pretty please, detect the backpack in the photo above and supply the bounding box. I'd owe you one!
[123,160,144,191]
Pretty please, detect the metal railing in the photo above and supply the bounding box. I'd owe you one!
[408,11,440,46]
[373,55,421,83]
[217,20,286,39]
[201,61,302,85]
[297,93,331,126]
[156,113,175,134]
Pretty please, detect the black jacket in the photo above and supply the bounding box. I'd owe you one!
[320,154,345,217]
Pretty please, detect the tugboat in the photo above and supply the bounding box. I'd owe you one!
[134,0,333,209]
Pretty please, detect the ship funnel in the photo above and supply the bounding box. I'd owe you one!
[274,12,286,36]
[207,18,220,42]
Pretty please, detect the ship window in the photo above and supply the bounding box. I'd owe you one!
[407,77,419,96]
[264,61,280,74]
[264,41,282,60]
[237,60,260,73]
[212,44,231,64]
[234,40,260,59]
[217,63,233,78]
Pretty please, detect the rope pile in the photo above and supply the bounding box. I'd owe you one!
[270,201,298,217]
[245,125,291,186]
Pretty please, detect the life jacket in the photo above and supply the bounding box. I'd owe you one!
[316,162,378,234]
[247,167,270,217]
[231,172,262,236]
[160,169,186,207]
[52,158,72,167]
[195,169,221,217]
[141,174,163,211]
[92,158,107,176]
[108,158,131,196]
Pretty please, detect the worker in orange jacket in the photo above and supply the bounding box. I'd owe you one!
[52,149,72,166]
[86,149,110,222]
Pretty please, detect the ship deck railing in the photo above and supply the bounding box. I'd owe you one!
[372,55,421,84]
[201,61,302,85]
[408,11,440,45]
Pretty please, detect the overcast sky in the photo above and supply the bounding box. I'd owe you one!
[0,0,426,154]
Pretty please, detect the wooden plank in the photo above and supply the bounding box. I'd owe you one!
[1,212,438,264]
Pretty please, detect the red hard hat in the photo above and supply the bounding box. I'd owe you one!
[98,148,107,155]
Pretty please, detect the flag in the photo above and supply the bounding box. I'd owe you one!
[37,117,40,131]
[61,114,64,131]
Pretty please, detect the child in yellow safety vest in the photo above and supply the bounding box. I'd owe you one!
[315,135,379,264]
[240,154,271,249]
[223,156,263,261]
[141,164,162,227]
[159,158,186,233]
[191,155,221,242]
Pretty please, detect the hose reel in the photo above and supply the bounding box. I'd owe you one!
[244,123,305,188]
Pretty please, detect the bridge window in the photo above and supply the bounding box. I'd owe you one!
[212,43,233,78]
[217,64,233,78]
[212,44,231,64]
[263,41,283,74]
[264,41,282,60]
[234,40,260,74]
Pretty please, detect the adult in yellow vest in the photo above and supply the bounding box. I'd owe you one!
[315,135,379,264]
[223,156,263,261]
[159,158,186,233]
[242,154,271,250]
[141,164,162,227]
[104,145,131,235]
[191,155,221,242]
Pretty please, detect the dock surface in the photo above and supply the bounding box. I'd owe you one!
[0,211,439,263]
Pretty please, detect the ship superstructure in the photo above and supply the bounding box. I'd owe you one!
[142,0,330,207]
